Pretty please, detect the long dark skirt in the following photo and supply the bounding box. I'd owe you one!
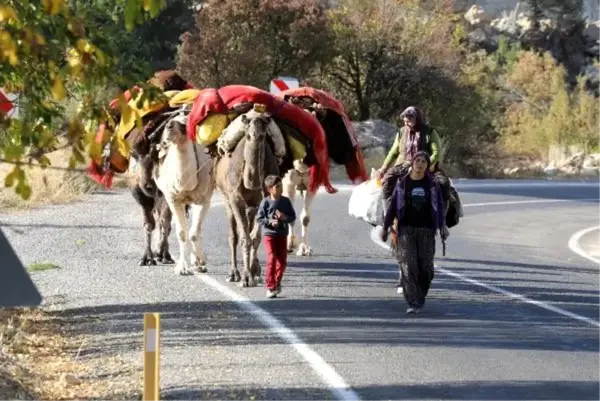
[395,226,436,309]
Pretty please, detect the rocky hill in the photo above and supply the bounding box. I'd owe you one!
[461,2,599,91]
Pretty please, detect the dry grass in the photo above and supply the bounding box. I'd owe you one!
[0,148,134,211]
[0,148,98,211]
[0,308,142,400]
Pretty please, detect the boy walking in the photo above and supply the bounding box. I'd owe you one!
[256,175,296,298]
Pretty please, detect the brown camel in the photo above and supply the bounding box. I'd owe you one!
[214,108,281,287]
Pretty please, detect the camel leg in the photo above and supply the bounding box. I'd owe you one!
[132,186,157,266]
[140,205,157,266]
[228,198,254,288]
[247,206,262,285]
[189,200,211,273]
[169,198,194,275]
[155,197,175,264]
[224,201,241,283]
[282,176,297,253]
[296,189,316,256]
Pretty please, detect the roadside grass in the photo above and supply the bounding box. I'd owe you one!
[0,308,142,400]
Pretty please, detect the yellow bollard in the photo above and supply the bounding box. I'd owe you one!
[143,313,160,401]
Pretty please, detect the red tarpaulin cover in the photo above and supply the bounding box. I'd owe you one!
[277,87,368,185]
[186,84,336,194]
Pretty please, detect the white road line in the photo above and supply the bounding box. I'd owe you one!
[463,198,598,207]
[197,274,361,401]
[368,198,600,329]
[568,225,600,265]
[452,181,599,188]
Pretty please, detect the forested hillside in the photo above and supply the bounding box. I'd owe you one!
[1,0,598,203]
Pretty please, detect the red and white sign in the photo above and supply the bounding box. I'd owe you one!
[0,88,18,118]
[269,76,299,94]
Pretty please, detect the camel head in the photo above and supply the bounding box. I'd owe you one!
[240,107,272,191]
[240,110,272,143]
[161,112,189,149]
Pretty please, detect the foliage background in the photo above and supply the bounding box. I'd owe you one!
[1,0,598,202]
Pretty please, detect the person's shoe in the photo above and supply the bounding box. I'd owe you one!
[406,307,420,314]
[397,286,404,295]
[266,289,277,298]
[276,284,282,294]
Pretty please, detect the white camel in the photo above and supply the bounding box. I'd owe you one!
[280,104,326,257]
[282,160,315,256]
[153,111,216,275]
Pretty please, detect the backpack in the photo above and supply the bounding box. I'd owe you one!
[445,185,461,228]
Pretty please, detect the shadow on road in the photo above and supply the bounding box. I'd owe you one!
[51,262,599,361]
[161,380,600,400]
[68,381,600,401]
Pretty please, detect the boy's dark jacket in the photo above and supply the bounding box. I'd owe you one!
[383,172,445,233]
[256,196,297,236]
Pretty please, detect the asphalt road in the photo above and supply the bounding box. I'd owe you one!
[1,179,599,400]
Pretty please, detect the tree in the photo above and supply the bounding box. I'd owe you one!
[0,0,169,199]
[176,0,333,89]
[311,0,502,169]
[116,0,197,71]
[497,50,599,158]
[315,0,462,121]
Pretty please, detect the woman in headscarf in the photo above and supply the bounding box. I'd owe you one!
[375,106,444,207]
[380,151,447,314]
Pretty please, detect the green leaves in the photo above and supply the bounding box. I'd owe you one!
[0,0,167,201]
[3,165,31,200]
[124,0,166,31]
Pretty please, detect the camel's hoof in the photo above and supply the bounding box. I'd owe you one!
[238,277,256,288]
[175,262,194,276]
[296,244,313,256]
[253,276,263,284]
[196,265,208,273]
[177,269,194,276]
[226,271,241,282]
[154,251,175,265]
[139,254,157,266]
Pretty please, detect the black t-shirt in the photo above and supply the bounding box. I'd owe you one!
[399,177,433,228]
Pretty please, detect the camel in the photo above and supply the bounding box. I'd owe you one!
[126,110,187,267]
[281,160,315,256]
[280,100,328,257]
[130,139,176,267]
[214,107,281,287]
[153,110,216,275]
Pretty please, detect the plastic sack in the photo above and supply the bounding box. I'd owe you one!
[348,168,385,227]
[196,113,230,145]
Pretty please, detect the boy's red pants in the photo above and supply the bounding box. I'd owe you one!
[263,235,288,290]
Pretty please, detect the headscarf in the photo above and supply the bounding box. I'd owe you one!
[399,106,430,161]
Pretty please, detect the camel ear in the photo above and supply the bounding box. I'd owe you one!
[241,114,249,124]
